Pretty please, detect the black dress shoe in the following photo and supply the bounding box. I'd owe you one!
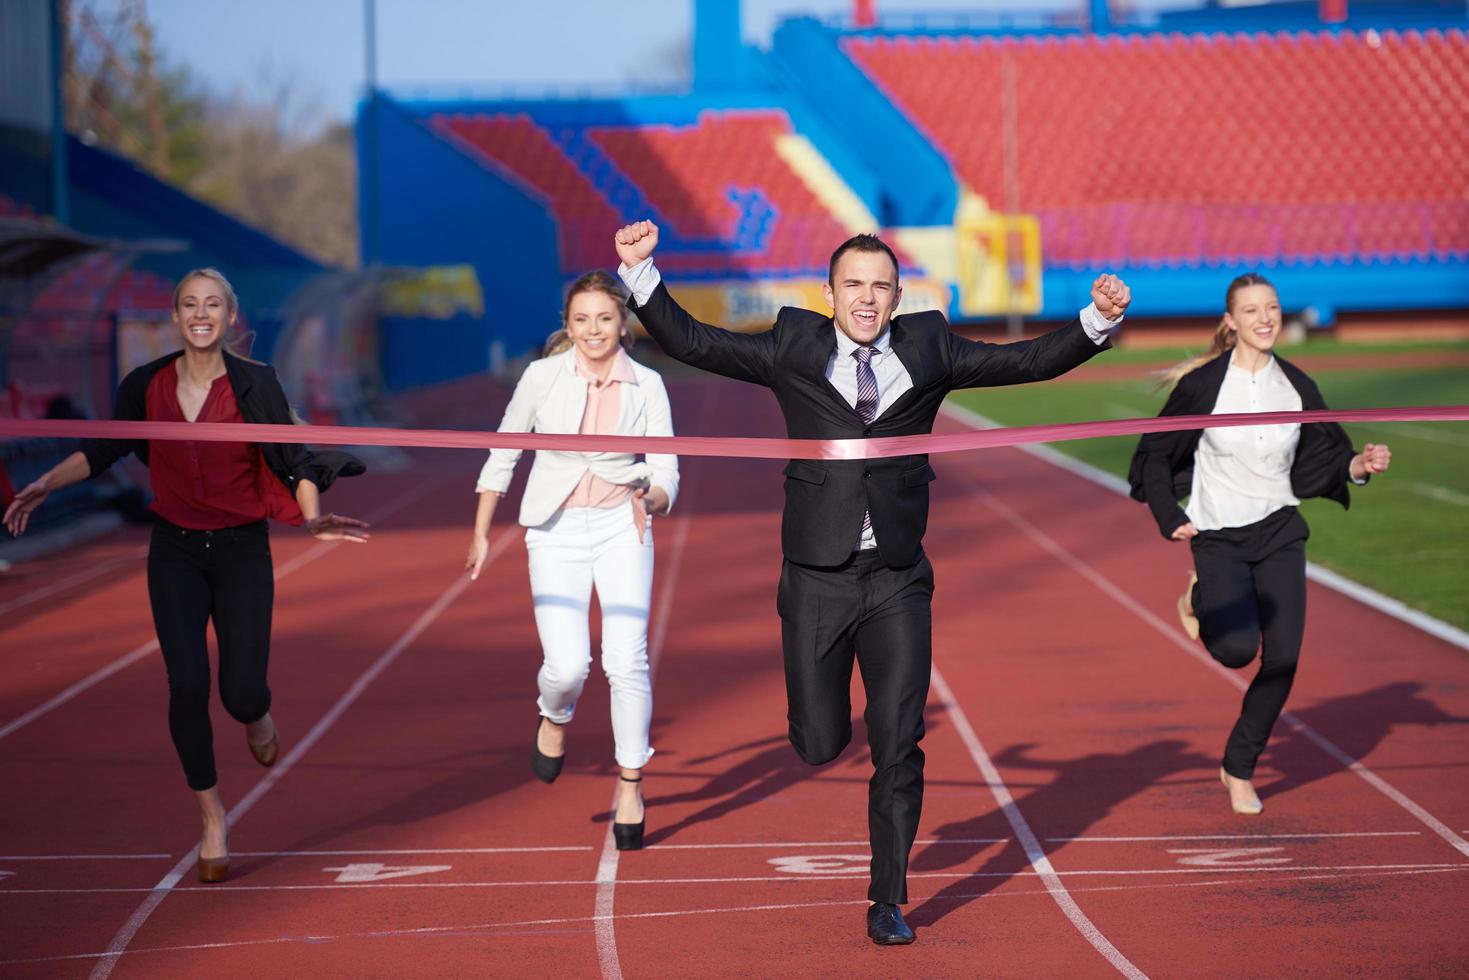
[613,773,644,850]
[531,717,564,784]
[866,902,915,945]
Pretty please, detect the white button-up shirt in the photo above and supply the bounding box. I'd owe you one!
[1186,355,1303,531]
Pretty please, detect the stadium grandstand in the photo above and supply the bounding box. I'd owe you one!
[364,0,1468,362]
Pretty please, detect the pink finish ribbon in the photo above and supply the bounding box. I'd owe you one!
[0,406,1463,460]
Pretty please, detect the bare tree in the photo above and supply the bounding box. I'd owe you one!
[62,0,358,268]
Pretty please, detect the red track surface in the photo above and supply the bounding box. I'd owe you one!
[1,374,1466,978]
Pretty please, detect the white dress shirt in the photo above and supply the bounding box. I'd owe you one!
[1186,355,1302,532]
[619,257,1121,550]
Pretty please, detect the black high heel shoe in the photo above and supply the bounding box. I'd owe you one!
[531,717,564,784]
[613,773,644,851]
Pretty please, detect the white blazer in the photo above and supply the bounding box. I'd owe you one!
[476,347,680,528]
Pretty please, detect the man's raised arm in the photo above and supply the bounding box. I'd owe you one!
[615,220,776,387]
[946,272,1131,389]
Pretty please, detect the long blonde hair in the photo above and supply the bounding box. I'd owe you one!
[543,270,635,358]
[1157,272,1274,389]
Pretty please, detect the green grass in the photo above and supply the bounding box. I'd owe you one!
[1071,336,1469,366]
[949,358,1469,631]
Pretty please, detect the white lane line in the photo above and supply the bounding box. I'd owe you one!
[647,838,1009,849]
[0,548,147,618]
[10,862,1464,897]
[0,854,172,861]
[594,465,698,980]
[85,528,513,980]
[1049,832,1422,843]
[232,847,593,856]
[939,401,1469,652]
[932,663,1146,977]
[1407,481,1469,507]
[0,467,467,742]
[957,471,1469,863]
[8,864,1466,969]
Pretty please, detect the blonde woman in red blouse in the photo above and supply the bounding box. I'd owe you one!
[466,270,679,850]
[5,268,369,882]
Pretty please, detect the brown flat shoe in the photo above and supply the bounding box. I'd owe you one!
[248,730,280,768]
[196,855,230,883]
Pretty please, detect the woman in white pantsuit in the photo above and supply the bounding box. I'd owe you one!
[466,270,678,850]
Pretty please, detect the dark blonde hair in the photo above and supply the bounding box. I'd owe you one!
[543,270,635,358]
[1157,272,1276,388]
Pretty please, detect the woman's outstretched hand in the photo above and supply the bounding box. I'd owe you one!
[3,479,51,537]
[305,513,371,543]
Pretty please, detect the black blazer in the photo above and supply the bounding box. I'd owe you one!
[1127,352,1358,539]
[81,350,365,508]
[632,282,1109,567]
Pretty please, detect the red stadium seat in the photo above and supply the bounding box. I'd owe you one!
[845,27,1469,265]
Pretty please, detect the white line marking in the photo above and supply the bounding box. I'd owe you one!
[85,528,512,980]
[1048,832,1421,842]
[950,459,1469,863]
[232,846,593,857]
[9,864,1466,968]
[0,548,146,618]
[594,465,698,980]
[0,854,173,861]
[939,401,1469,652]
[931,663,1146,978]
[647,838,1009,850]
[10,862,1463,897]
[1407,481,1469,507]
[0,467,467,743]
[1302,563,1469,652]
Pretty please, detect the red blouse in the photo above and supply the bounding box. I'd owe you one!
[145,360,271,529]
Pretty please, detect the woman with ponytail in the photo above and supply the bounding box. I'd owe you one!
[1129,274,1391,815]
[465,270,678,850]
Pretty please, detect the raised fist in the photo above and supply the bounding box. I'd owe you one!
[615,220,659,268]
[1091,273,1131,320]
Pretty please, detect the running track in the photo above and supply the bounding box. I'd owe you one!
[1,371,1466,978]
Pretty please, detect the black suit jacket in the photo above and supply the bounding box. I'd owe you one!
[632,282,1110,567]
[81,350,365,510]
[1127,352,1358,539]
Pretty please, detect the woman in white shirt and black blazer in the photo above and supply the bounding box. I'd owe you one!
[466,271,679,850]
[1130,273,1391,816]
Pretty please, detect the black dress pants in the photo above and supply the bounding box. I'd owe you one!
[1190,507,1309,780]
[778,549,934,904]
[147,518,275,791]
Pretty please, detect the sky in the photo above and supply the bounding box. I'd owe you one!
[141,0,1199,127]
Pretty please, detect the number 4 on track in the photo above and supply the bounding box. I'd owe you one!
[323,862,452,883]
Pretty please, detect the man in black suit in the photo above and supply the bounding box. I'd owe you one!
[614,220,1129,944]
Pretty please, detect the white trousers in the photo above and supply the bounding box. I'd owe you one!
[525,504,654,770]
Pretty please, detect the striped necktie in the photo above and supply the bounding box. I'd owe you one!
[853,346,879,536]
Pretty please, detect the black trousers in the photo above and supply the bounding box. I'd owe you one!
[778,549,934,904]
[1190,507,1309,780]
[147,518,275,791]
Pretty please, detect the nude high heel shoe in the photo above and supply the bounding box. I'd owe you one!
[1178,571,1200,641]
[1221,767,1263,815]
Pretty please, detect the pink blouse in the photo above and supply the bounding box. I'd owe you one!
[562,348,638,509]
